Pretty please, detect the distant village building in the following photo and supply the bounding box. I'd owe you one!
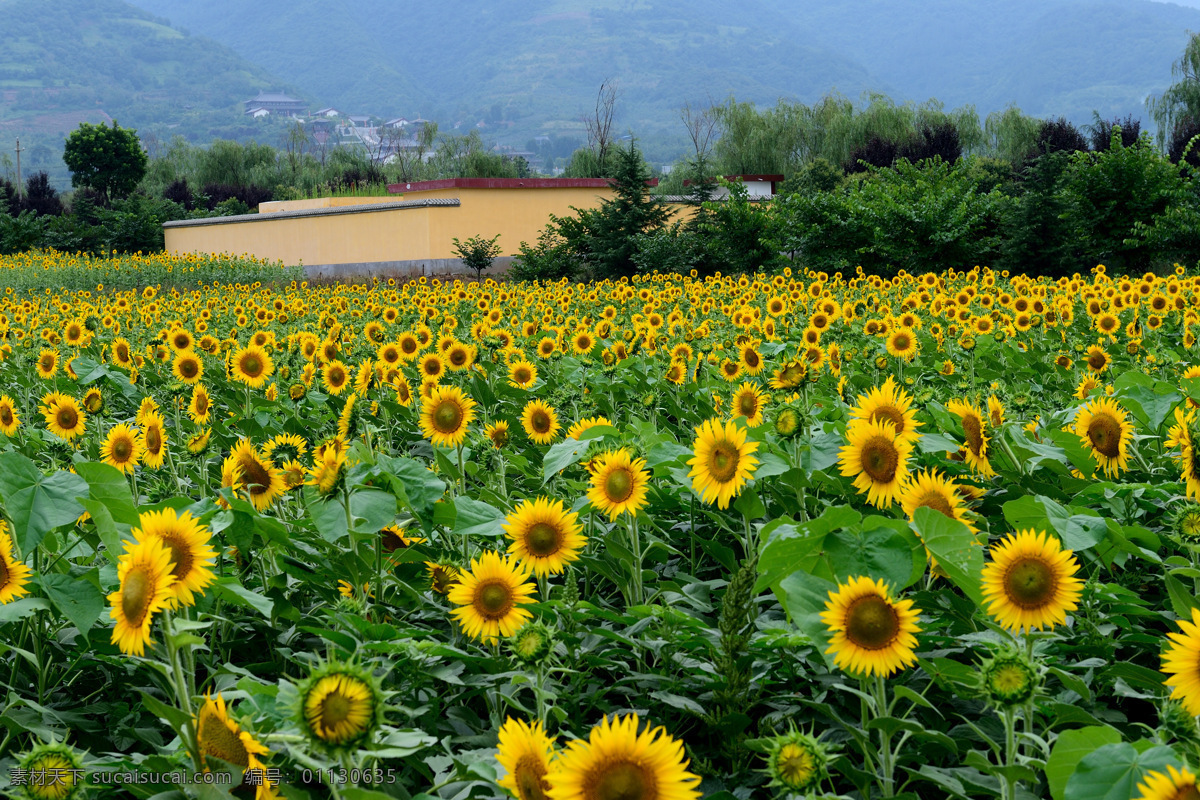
[348,115,373,128]
[314,107,340,117]
[245,107,270,118]
[243,91,307,117]
[385,117,409,129]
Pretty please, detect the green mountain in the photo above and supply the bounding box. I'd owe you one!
[0,0,300,187]
[129,0,1200,149]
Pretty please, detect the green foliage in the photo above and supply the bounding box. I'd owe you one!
[62,121,149,203]
[700,180,776,275]
[771,157,1008,276]
[1058,132,1190,273]
[451,233,503,281]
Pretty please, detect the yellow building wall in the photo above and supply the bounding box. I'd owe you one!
[166,206,437,265]
[165,190,698,268]
[258,196,412,213]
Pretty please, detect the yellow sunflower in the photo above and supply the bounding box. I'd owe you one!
[1134,765,1200,800]
[899,470,977,533]
[1163,607,1200,716]
[299,666,381,748]
[565,415,613,440]
[134,508,217,607]
[486,420,511,449]
[946,398,994,477]
[496,717,555,800]
[521,399,561,445]
[0,522,32,605]
[43,396,86,441]
[426,561,460,595]
[322,359,351,396]
[730,382,767,426]
[108,535,176,656]
[1073,396,1133,478]
[886,327,919,361]
[420,384,477,448]
[504,497,586,576]
[172,349,204,385]
[224,440,287,512]
[686,417,760,509]
[101,423,142,474]
[447,551,537,643]
[139,412,168,470]
[194,693,274,799]
[838,418,913,508]
[1084,344,1110,372]
[0,394,19,437]
[189,384,212,425]
[587,448,651,519]
[230,344,273,389]
[981,529,1083,633]
[547,713,701,800]
[509,359,539,389]
[820,576,922,677]
[849,377,922,442]
[36,348,59,380]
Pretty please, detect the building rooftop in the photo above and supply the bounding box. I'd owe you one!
[388,177,658,194]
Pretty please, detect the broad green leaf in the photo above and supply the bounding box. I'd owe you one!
[305,486,350,542]
[911,507,983,606]
[775,571,838,669]
[1046,726,1122,800]
[542,437,596,483]
[74,462,139,526]
[755,505,861,592]
[1064,743,1180,800]
[78,498,129,563]
[39,572,104,635]
[0,452,88,554]
[378,455,446,519]
[0,597,51,624]
[213,577,274,618]
[349,489,396,534]
[1046,428,1099,476]
[823,525,923,590]
[453,496,507,538]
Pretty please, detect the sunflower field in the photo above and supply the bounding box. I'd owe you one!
[4,251,1200,800]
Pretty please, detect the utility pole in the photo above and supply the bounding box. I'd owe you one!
[14,138,23,198]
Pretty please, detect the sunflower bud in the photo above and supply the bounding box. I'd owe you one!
[1160,699,1200,747]
[764,729,829,794]
[295,660,385,753]
[1172,504,1200,541]
[977,648,1040,709]
[18,742,85,800]
[774,407,801,438]
[509,621,554,665]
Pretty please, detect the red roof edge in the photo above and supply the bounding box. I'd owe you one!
[387,177,659,194]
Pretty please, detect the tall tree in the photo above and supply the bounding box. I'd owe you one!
[1149,32,1200,148]
[588,140,672,281]
[62,121,148,203]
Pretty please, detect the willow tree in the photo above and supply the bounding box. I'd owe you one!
[1149,32,1200,148]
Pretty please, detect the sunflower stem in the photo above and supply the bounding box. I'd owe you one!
[1001,706,1019,800]
[626,513,644,607]
[162,610,201,771]
[873,674,895,798]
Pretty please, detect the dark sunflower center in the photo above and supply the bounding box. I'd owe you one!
[121,568,152,623]
[515,757,548,800]
[330,368,346,385]
[477,582,513,617]
[531,411,551,434]
[321,691,352,726]
[450,350,467,365]
[199,710,249,766]
[1004,557,1056,608]
[163,535,194,582]
[1087,415,1121,458]
[708,442,740,483]
[738,395,758,416]
[1175,784,1200,800]
[196,395,209,414]
[515,368,531,383]
[894,334,911,350]
[845,595,900,650]
[962,415,984,455]
[745,351,760,368]
[57,407,78,429]
[423,360,440,375]
[112,437,132,461]
[40,356,53,370]
[402,339,417,353]
[145,427,162,452]
[434,402,463,432]
[870,407,905,435]
[180,359,198,378]
[860,436,899,483]
[917,490,954,517]
[0,407,11,425]
[604,468,634,503]
[238,455,270,490]
[1088,352,1107,370]
[525,522,561,556]
[241,355,262,376]
[593,761,654,800]
[0,557,10,588]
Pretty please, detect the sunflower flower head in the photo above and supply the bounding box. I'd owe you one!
[17,741,85,800]
[821,575,922,678]
[296,660,386,752]
[980,529,1083,633]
